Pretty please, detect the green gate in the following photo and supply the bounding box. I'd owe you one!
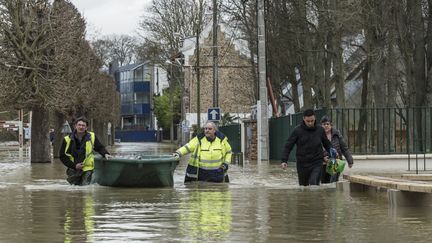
[219,124,241,153]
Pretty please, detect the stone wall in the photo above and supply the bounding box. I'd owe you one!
[184,27,256,114]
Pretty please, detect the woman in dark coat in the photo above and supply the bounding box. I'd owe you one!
[320,116,354,183]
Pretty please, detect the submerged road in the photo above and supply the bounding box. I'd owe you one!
[0,142,431,242]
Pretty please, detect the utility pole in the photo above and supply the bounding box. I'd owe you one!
[257,0,269,163]
[212,0,219,107]
[196,0,202,130]
[169,64,174,143]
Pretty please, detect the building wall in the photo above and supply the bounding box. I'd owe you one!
[185,28,256,115]
[116,63,154,130]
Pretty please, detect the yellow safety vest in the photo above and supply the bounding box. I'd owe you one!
[64,132,95,172]
[176,133,232,170]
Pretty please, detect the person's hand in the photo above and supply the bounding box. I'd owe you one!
[75,162,83,170]
[281,162,288,170]
[105,154,113,160]
[172,152,180,159]
[220,163,228,172]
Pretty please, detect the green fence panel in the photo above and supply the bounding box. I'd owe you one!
[219,124,241,153]
[269,116,295,161]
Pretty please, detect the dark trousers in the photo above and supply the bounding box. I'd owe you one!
[321,165,340,183]
[81,171,93,185]
[184,165,229,183]
[66,168,93,186]
[297,162,322,186]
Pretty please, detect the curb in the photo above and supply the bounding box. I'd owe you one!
[353,154,432,160]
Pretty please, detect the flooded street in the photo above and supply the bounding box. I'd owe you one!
[0,143,431,242]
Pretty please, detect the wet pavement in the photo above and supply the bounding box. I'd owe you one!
[0,142,431,242]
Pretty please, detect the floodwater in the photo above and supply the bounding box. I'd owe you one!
[0,143,431,243]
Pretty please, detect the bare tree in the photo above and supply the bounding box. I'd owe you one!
[138,0,206,63]
[91,34,137,68]
[91,38,113,69]
[0,0,63,162]
[221,0,259,101]
[0,0,119,161]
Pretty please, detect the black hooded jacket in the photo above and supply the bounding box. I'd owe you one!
[281,121,332,166]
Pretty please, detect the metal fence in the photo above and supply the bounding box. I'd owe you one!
[326,107,432,154]
[269,107,432,160]
[220,107,432,162]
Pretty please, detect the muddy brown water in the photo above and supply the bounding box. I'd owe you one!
[0,143,431,242]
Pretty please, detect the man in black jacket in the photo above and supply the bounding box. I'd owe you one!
[59,117,111,185]
[281,109,332,186]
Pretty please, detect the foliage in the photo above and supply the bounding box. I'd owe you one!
[153,86,181,130]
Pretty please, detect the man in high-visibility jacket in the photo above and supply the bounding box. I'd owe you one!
[59,116,112,185]
[174,121,232,183]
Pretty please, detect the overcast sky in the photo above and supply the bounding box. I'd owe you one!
[70,0,152,38]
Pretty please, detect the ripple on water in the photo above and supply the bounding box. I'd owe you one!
[0,143,431,242]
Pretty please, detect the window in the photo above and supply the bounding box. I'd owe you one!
[134,92,150,103]
[134,66,143,81]
[144,67,152,81]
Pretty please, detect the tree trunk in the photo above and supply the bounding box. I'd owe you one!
[426,0,432,105]
[370,43,386,152]
[93,119,108,147]
[31,106,51,163]
[329,0,345,108]
[314,0,328,108]
[314,48,326,108]
[387,45,399,152]
[410,0,426,107]
[298,0,314,109]
[52,111,66,158]
[324,39,331,108]
[333,35,345,108]
[356,59,369,152]
[407,0,426,151]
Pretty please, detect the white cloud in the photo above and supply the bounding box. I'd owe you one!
[70,0,151,38]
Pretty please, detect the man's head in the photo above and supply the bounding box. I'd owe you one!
[203,121,217,139]
[302,109,316,128]
[74,116,88,135]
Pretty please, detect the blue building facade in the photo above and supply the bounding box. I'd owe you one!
[113,63,157,142]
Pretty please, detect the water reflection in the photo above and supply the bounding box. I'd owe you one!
[179,185,232,241]
[63,193,95,243]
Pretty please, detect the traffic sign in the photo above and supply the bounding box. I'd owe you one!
[207,107,221,121]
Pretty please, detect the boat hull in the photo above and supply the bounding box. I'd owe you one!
[93,155,179,187]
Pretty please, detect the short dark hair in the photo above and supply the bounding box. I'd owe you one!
[303,109,315,117]
[74,116,88,126]
[320,115,332,124]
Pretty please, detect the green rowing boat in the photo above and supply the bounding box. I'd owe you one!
[93,155,179,187]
